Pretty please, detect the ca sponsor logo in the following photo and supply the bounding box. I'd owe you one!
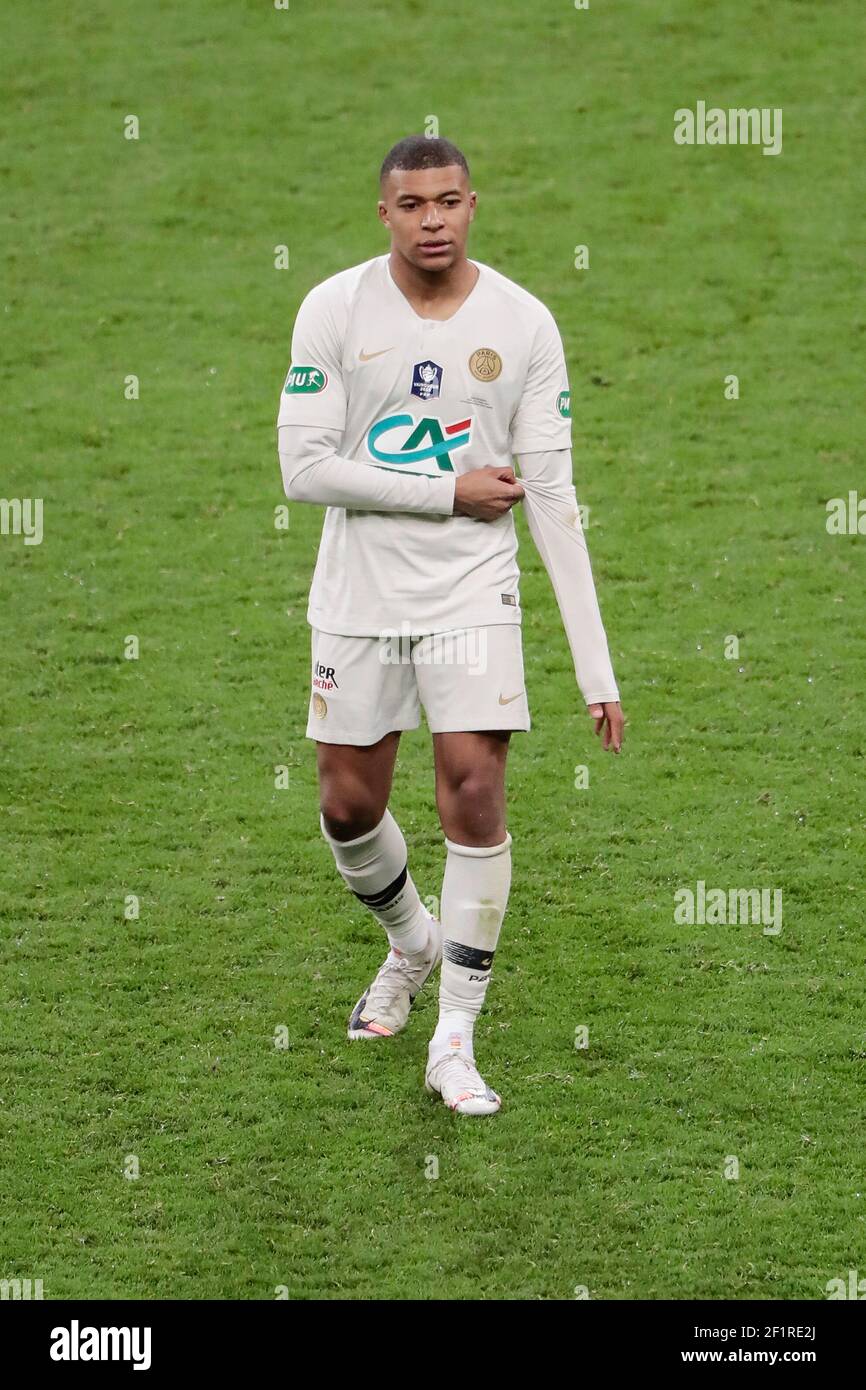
[367,413,472,471]
[284,364,328,394]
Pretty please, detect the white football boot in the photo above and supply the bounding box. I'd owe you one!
[347,911,441,1040]
[425,1035,502,1116]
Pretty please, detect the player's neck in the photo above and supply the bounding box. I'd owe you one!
[388,250,479,321]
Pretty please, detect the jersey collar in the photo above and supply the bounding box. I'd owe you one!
[384,255,483,325]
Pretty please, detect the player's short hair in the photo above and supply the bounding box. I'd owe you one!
[379,136,470,188]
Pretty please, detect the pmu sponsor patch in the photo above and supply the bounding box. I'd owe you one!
[556,389,571,418]
[284,365,328,394]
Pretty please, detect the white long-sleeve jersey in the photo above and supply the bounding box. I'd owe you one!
[276,254,619,705]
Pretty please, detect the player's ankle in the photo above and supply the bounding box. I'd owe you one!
[430,1017,475,1059]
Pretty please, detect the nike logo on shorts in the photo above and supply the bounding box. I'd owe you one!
[498,691,524,706]
[359,347,393,361]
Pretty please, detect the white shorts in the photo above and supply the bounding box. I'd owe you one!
[305,624,531,745]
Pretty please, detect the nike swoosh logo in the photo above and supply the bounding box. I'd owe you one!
[498,691,524,706]
[359,347,393,362]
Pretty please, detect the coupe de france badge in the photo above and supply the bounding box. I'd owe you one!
[411,360,443,400]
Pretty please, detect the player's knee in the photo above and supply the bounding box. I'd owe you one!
[439,770,503,841]
[319,795,383,842]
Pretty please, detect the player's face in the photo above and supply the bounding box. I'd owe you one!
[378,166,476,271]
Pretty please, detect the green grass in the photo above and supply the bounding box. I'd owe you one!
[1,0,864,1299]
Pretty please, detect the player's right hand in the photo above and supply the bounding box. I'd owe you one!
[453,466,525,521]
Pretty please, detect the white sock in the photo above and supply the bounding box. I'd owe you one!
[320,809,431,957]
[431,832,512,1060]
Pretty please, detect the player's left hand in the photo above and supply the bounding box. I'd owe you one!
[588,701,624,753]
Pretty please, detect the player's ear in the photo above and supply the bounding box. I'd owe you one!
[377,200,390,227]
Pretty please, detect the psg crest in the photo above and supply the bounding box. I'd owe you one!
[411,360,443,400]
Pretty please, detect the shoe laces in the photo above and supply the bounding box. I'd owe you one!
[366,953,413,1009]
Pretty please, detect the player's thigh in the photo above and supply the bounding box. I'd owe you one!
[316,731,402,832]
[430,729,511,844]
[413,624,530,736]
[305,628,419,832]
[432,728,512,792]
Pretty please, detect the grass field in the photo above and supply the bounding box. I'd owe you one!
[1,0,864,1300]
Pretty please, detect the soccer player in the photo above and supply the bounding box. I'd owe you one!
[277,135,623,1116]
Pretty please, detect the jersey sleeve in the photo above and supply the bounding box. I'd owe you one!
[516,447,619,705]
[278,425,457,515]
[276,281,348,432]
[509,306,573,455]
